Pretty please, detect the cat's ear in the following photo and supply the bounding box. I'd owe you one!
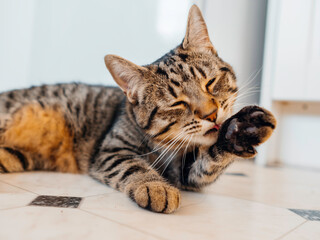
[104,55,146,103]
[182,4,215,52]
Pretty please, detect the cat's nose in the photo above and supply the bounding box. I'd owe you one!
[194,109,217,122]
[203,109,217,122]
[193,97,218,122]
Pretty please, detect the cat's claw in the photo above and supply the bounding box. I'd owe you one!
[217,106,276,158]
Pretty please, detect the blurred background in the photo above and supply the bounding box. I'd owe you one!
[0,0,319,170]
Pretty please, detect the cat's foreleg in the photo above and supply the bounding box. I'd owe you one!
[89,149,180,213]
[181,105,276,190]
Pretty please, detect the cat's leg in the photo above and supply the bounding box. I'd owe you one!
[181,105,276,190]
[0,146,32,173]
[89,149,180,213]
[0,94,33,173]
[0,112,31,173]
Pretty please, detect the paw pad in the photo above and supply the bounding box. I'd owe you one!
[218,106,276,158]
[246,127,258,134]
[225,118,238,140]
[250,111,265,117]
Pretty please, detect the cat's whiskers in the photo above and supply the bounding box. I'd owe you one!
[181,135,194,181]
[134,131,177,158]
[136,125,177,152]
[159,134,191,175]
[151,131,179,151]
[192,137,196,165]
[232,89,261,110]
[236,67,262,94]
[136,133,151,150]
[148,125,197,172]
[233,102,252,109]
[223,67,262,108]
[157,134,189,171]
[234,89,261,102]
[148,131,186,170]
[229,67,261,100]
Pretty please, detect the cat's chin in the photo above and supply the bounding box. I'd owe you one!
[192,134,219,147]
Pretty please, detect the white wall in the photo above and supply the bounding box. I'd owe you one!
[203,0,267,109]
[0,0,36,91]
[1,0,267,103]
[0,0,203,91]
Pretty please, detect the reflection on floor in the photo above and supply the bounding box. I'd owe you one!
[0,160,319,240]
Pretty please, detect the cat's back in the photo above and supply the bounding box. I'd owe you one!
[0,83,124,118]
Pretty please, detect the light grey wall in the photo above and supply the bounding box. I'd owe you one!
[0,0,202,91]
[1,0,267,109]
[203,0,268,109]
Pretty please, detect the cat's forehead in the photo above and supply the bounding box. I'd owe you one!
[152,47,219,71]
[146,47,236,94]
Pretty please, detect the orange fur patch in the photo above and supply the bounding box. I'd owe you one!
[2,104,78,173]
[0,148,24,172]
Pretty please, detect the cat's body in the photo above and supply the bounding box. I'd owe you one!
[0,83,125,173]
[0,5,276,213]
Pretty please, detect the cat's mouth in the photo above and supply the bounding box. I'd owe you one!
[204,124,220,136]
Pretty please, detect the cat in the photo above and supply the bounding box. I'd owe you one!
[0,5,276,213]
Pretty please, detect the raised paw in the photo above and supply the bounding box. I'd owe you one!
[217,105,276,158]
[130,181,180,214]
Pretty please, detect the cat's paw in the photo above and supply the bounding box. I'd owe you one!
[217,106,276,158]
[131,181,180,214]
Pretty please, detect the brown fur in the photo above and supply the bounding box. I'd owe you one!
[134,181,180,213]
[0,148,25,172]
[1,104,78,173]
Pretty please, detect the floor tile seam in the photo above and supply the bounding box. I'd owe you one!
[202,192,312,217]
[0,205,26,212]
[79,208,168,240]
[274,220,308,240]
[0,180,39,195]
[78,192,123,208]
[213,178,320,187]
[81,191,119,199]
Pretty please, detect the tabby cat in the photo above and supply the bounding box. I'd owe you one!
[0,5,276,213]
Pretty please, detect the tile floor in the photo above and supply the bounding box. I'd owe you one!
[0,160,319,240]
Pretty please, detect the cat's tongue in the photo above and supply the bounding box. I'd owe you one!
[213,124,220,130]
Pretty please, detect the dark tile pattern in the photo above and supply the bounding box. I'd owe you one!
[29,195,82,208]
[289,209,320,221]
[224,172,247,177]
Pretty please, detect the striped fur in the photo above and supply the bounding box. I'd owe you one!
[0,5,276,213]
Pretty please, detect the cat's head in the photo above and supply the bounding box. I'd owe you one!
[105,5,237,147]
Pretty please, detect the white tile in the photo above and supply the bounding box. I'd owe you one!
[0,181,36,210]
[206,160,320,210]
[81,191,305,240]
[0,206,159,240]
[0,172,115,197]
[0,160,318,240]
[280,221,320,240]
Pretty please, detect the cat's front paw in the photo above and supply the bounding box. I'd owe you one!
[217,106,276,158]
[131,181,180,214]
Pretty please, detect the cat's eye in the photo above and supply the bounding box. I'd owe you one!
[205,77,216,92]
[170,101,189,108]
